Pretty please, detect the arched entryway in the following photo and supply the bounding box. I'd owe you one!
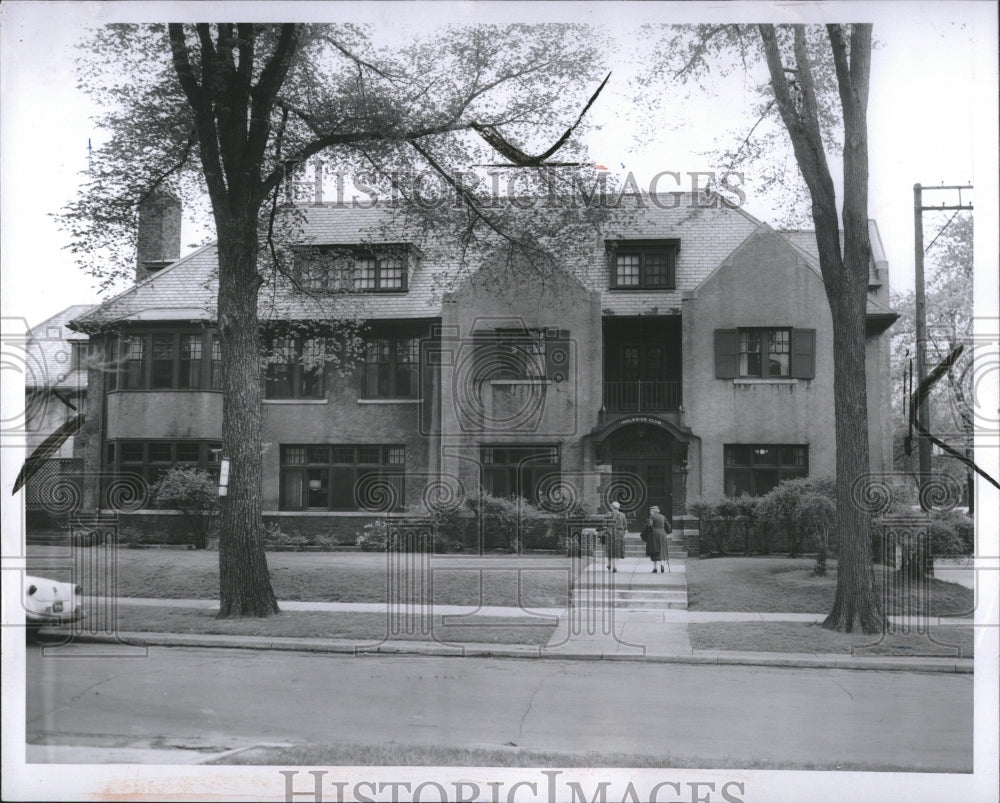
[605,424,673,519]
[590,415,694,527]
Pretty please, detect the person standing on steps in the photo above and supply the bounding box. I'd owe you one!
[645,505,672,573]
[604,500,627,572]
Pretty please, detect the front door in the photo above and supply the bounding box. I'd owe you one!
[605,423,674,526]
[611,460,671,528]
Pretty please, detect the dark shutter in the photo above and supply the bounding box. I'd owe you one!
[545,329,571,382]
[790,328,816,379]
[714,329,739,379]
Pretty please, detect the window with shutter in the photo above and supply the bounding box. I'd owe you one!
[790,329,816,379]
[717,327,815,379]
[714,329,739,378]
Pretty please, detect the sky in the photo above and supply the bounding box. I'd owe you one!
[0,1,996,332]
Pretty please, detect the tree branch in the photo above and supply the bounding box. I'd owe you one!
[674,27,721,80]
[758,24,840,265]
[315,32,403,81]
[724,97,775,171]
[168,24,229,213]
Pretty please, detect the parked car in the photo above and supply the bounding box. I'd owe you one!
[24,574,84,635]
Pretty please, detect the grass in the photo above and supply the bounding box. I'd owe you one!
[210,740,967,772]
[687,556,974,617]
[689,621,975,658]
[27,547,572,608]
[79,605,556,645]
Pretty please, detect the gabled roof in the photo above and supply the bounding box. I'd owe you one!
[26,304,95,390]
[70,244,218,332]
[70,196,894,330]
[776,221,896,322]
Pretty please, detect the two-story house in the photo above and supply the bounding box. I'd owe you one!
[69,191,897,550]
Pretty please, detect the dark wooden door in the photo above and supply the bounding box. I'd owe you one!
[611,459,671,525]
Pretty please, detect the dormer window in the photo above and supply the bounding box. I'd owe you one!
[296,244,413,293]
[353,254,406,292]
[606,239,679,290]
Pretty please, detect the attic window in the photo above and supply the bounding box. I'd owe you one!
[296,245,412,293]
[606,239,679,290]
[353,255,406,292]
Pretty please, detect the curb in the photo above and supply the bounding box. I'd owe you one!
[47,630,975,674]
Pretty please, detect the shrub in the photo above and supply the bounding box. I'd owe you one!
[759,476,835,557]
[263,521,308,550]
[355,519,395,551]
[735,494,762,556]
[713,498,741,556]
[466,493,552,553]
[929,510,974,557]
[356,515,464,553]
[150,467,220,549]
[796,493,836,575]
[687,499,719,556]
[872,507,973,577]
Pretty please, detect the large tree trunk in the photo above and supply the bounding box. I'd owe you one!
[822,278,884,632]
[821,23,884,633]
[216,219,279,618]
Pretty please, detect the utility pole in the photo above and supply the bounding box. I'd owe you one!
[912,183,973,510]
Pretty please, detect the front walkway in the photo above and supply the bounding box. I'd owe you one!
[544,553,692,657]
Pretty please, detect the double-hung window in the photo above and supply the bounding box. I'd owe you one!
[112,331,218,390]
[363,334,420,398]
[209,336,223,390]
[121,335,145,389]
[714,328,815,380]
[264,334,325,399]
[739,328,791,378]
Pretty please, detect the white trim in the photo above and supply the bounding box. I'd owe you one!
[733,378,798,386]
[488,379,552,386]
[356,398,421,404]
[263,399,329,405]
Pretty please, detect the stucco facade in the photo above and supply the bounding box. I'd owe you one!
[69,196,897,543]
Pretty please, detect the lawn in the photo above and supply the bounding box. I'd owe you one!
[686,556,974,617]
[73,605,557,645]
[689,621,975,658]
[27,546,573,608]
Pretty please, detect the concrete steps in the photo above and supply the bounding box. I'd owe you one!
[573,557,689,611]
[622,532,688,559]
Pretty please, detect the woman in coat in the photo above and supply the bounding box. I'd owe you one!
[645,505,672,573]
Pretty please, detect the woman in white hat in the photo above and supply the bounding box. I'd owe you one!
[604,500,627,572]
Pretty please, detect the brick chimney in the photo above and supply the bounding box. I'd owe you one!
[136,189,181,283]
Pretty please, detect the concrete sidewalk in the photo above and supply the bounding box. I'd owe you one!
[62,554,974,673]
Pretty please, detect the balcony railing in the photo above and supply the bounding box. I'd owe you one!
[603,381,681,412]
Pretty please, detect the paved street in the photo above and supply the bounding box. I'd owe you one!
[26,642,973,770]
